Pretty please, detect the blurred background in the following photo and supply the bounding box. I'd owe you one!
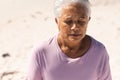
[0,0,120,80]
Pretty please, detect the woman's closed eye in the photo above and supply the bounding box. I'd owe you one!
[77,20,86,25]
[64,20,86,26]
[64,20,73,25]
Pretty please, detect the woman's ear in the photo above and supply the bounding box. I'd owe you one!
[55,18,58,24]
[89,17,91,21]
[55,18,60,31]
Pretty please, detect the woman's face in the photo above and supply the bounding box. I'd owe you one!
[56,3,90,43]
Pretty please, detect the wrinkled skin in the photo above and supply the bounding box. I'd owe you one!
[55,3,91,58]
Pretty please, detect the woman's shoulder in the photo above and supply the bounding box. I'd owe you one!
[89,35,108,55]
[90,36,106,50]
[89,35,109,58]
[32,35,56,53]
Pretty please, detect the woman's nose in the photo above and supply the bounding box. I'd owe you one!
[71,23,79,30]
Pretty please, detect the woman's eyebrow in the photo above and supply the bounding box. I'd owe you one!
[79,16,89,20]
[63,16,72,19]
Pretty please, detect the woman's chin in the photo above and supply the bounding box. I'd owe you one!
[68,35,85,42]
[68,37,82,43]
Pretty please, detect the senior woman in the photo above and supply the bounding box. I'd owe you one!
[26,0,112,80]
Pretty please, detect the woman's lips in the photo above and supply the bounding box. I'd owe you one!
[69,34,81,37]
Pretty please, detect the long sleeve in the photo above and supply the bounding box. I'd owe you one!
[98,47,112,80]
[26,48,43,80]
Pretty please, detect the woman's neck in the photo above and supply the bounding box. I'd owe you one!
[57,35,91,58]
[58,35,82,50]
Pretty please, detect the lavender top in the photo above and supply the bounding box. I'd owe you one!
[26,35,112,80]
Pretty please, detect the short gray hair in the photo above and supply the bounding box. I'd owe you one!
[54,0,91,18]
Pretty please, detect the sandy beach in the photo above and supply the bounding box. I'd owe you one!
[0,0,120,80]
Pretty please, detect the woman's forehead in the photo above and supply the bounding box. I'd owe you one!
[60,15,89,21]
[62,15,88,19]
